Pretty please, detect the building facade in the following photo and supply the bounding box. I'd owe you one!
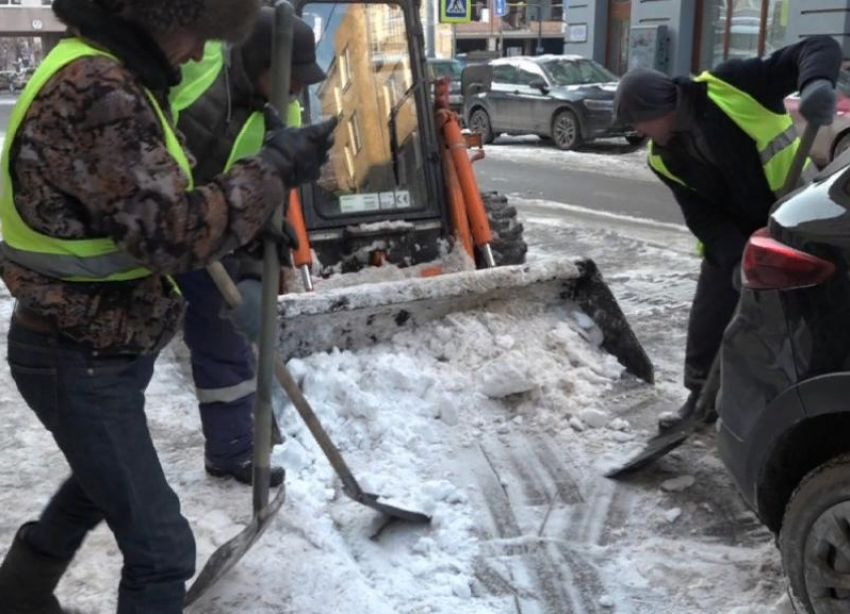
[563,0,850,77]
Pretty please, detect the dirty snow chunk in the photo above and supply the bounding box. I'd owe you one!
[571,311,596,330]
[609,430,633,443]
[661,475,696,493]
[598,595,615,609]
[477,353,536,398]
[664,507,683,523]
[569,417,586,432]
[422,479,466,505]
[608,418,630,431]
[580,409,608,429]
[452,579,473,600]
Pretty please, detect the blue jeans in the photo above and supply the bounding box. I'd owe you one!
[177,268,255,468]
[6,319,195,614]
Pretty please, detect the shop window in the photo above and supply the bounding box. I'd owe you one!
[696,0,789,72]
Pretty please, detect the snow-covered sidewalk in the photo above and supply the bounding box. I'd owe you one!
[0,176,792,613]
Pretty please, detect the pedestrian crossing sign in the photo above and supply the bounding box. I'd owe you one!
[440,0,471,23]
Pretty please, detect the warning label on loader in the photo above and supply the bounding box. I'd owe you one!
[340,191,411,213]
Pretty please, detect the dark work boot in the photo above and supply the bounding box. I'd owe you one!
[0,523,76,614]
[205,459,285,487]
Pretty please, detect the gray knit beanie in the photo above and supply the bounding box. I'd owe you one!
[96,0,261,42]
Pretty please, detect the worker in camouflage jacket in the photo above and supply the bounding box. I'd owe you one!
[0,0,335,612]
[171,9,328,488]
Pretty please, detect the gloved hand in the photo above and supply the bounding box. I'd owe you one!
[799,78,837,127]
[226,278,263,342]
[259,216,300,265]
[259,105,337,187]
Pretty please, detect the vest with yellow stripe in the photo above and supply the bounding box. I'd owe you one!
[648,71,814,196]
[0,38,194,282]
[171,41,303,175]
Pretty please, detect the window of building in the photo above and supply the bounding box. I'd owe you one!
[348,112,363,154]
[695,0,789,72]
[340,46,352,89]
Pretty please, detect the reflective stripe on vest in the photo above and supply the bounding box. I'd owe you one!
[170,41,225,122]
[647,71,813,195]
[0,38,194,282]
[222,101,303,172]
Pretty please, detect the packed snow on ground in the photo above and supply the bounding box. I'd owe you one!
[487,135,654,183]
[0,152,789,612]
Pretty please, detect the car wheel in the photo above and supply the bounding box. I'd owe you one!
[780,453,850,614]
[469,108,494,144]
[832,132,850,162]
[551,109,582,150]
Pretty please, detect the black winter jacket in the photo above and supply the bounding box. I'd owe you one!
[652,35,842,270]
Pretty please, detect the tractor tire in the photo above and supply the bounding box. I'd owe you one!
[780,453,850,614]
[481,191,527,266]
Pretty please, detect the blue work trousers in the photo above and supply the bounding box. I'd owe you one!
[177,268,256,469]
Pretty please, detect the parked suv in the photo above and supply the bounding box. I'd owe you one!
[718,151,850,614]
[462,55,642,150]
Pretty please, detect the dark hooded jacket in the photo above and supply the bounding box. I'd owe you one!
[0,0,285,354]
[651,36,842,269]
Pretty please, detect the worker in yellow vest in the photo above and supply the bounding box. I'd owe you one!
[0,0,334,612]
[613,36,841,431]
[169,10,328,488]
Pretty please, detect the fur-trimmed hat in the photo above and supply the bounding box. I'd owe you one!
[94,0,261,42]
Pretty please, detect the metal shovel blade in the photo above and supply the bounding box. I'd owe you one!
[345,488,431,524]
[604,424,697,479]
[184,485,285,607]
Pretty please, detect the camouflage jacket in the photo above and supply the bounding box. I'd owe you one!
[0,54,285,354]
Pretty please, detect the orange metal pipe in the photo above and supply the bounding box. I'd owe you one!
[286,189,312,269]
[438,109,493,248]
[441,145,474,259]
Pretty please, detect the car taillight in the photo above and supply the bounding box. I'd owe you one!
[742,228,836,290]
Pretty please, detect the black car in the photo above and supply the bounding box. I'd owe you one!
[462,55,643,150]
[718,151,850,614]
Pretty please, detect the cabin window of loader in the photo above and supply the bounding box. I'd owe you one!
[304,2,428,218]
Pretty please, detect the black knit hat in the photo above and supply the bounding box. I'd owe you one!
[94,0,261,42]
[614,68,678,126]
[241,9,327,86]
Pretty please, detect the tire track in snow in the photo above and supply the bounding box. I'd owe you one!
[465,432,612,614]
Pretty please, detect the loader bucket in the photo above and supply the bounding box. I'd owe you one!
[278,259,654,384]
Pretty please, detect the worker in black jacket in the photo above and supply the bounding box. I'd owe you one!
[613,36,842,430]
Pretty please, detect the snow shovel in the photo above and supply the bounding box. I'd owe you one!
[206,261,432,524]
[184,3,294,606]
[605,122,820,480]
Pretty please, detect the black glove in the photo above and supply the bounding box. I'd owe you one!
[259,105,337,187]
[799,79,836,127]
[260,216,300,265]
